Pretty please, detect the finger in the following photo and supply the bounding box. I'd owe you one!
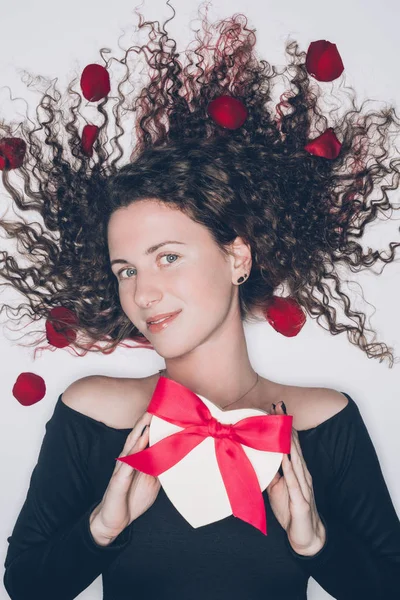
[115,434,148,477]
[288,426,317,502]
[289,424,301,454]
[115,426,150,474]
[288,432,312,499]
[270,405,284,476]
[276,402,311,500]
[267,470,282,492]
[122,413,152,451]
[280,453,309,508]
[114,411,153,474]
[274,400,292,451]
[270,403,287,478]
[274,401,292,460]
[285,420,314,490]
[283,446,319,527]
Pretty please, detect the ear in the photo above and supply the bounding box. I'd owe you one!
[226,236,253,283]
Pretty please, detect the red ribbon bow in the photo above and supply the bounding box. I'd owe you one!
[117,377,293,535]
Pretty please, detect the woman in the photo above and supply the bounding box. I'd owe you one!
[2,4,400,599]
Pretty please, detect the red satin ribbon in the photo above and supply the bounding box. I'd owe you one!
[117,376,293,535]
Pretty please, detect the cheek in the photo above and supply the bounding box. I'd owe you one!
[117,283,139,314]
[179,264,230,309]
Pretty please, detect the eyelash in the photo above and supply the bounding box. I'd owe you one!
[116,253,180,280]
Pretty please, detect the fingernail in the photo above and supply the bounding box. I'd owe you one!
[281,402,287,415]
[140,425,148,436]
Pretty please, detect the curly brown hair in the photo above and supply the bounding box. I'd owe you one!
[1,2,400,367]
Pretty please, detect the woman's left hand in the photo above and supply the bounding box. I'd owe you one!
[266,401,326,556]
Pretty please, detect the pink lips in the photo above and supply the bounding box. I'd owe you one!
[146,310,181,333]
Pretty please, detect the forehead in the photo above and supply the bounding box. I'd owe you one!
[107,199,209,251]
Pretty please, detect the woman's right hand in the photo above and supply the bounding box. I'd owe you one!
[89,411,161,541]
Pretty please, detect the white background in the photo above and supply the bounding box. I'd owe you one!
[1,1,400,598]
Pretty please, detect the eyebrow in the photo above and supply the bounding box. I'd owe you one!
[110,240,186,267]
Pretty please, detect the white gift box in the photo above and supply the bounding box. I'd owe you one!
[149,392,283,529]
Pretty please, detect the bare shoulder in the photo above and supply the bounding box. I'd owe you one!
[278,385,349,431]
[61,375,149,429]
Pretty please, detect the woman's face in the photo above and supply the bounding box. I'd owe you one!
[107,198,245,358]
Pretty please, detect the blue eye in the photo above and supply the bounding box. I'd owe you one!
[119,267,136,280]
[117,253,180,280]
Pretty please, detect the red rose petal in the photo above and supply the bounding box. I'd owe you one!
[46,306,78,348]
[263,296,306,337]
[306,40,344,82]
[0,137,27,170]
[304,127,342,159]
[13,373,46,406]
[80,64,110,102]
[81,124,99,157]
[207,95,248,130]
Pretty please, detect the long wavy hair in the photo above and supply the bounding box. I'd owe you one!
[1,2,400,367]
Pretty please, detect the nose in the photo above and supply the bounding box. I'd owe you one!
[133,271,163,309]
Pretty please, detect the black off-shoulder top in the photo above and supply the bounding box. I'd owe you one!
[3,390,400,599]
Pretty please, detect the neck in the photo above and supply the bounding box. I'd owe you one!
[154,311,264,410]
[158,365,261,411]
